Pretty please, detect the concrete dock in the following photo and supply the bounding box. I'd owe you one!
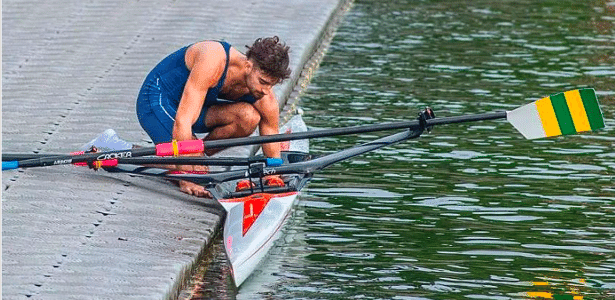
[2,0,350,299]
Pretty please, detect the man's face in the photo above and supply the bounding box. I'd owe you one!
[246,68,278,100]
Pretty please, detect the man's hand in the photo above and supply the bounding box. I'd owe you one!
[179,180,212,198]
[252,91,281,160]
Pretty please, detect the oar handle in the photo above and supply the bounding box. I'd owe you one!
[2,161,19,170]
[155,140,205,156]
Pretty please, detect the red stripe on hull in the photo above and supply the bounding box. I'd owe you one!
[219,192,298,236]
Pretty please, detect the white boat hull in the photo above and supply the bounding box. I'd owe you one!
[214,114,309,286]
[219,191,298,286]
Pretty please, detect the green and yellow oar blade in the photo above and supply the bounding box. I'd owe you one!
[507,88,605,139]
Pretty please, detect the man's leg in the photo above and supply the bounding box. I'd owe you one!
[203,102,261,156]
[137,84,211,197]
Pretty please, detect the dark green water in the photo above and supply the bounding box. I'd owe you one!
[205,1,615,299]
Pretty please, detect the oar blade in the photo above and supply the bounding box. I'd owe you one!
[507,88,605,139]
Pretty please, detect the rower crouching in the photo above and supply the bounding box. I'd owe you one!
[136,36,292,197]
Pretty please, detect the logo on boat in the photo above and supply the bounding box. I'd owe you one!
[96,151,132,161]
[263,168,277,175]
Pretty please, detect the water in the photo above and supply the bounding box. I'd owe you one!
[196,0,615,299]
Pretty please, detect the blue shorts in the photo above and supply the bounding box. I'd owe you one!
[136,75,210,144]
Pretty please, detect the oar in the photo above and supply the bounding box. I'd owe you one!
[3,147,158,170]
[2,153,284,167]
[3,153,64,161]
[3,88,604,171]
[202,88,604,145]
[1,112,495,171]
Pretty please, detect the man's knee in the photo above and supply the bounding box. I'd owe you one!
[235,103,260,136]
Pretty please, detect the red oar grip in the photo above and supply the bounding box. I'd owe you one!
[69,151,118,168]
[155,140,205,156]
[92,159,119,168]
[70,151,88,166]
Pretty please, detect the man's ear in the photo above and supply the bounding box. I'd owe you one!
[244,59,254,72]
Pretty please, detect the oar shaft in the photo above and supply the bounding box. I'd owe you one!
[13,148,156,169]
[204,111,508,149]
[426,111,507,126]
[115,156,282,166]
[119,157,244,166]
[3,153,64,161]
[3,111,508,171]
[205,121,417,149]
[2,153,280,167]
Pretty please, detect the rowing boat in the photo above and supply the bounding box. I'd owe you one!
[2,89,605,287]
[212,115,310,286]
[2,115,313,287]
[98,113,425,287]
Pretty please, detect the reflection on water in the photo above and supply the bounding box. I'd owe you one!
[178,239,237,300]
[206,0,615,299]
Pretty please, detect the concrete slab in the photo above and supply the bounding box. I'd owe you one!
[2,0,349,299]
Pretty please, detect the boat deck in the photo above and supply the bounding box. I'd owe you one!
[2,0,350,299]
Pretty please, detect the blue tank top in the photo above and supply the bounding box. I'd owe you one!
[152,41,257,108]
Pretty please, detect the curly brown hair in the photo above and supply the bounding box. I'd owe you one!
[246,36,291,82]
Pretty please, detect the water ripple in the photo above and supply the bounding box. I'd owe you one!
[229,0,615,298]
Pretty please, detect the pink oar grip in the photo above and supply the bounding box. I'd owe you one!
[155,140,205,156]
[70,149,119,168]
[94,159,119,168]
[70,151,88,166]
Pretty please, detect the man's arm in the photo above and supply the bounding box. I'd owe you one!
[173,44,224,142]
[252,90,281,159]
[170,43,225,197]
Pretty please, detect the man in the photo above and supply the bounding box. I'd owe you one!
[136,36,291,197]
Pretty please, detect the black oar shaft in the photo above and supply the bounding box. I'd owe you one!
[204,121,419,149]
[118,157,255,166]
[4,111,508,170]
[203,111,508,149]
[2,153,259,167]
[426,111,507,126]
[3,153,63,161]
[15,148,155,168]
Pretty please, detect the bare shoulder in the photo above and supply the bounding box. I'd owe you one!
[228,46,247,64]
[185,41,226,71]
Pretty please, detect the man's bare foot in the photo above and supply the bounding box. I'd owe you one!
[193,165,209,173]
[179,180,212,198]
